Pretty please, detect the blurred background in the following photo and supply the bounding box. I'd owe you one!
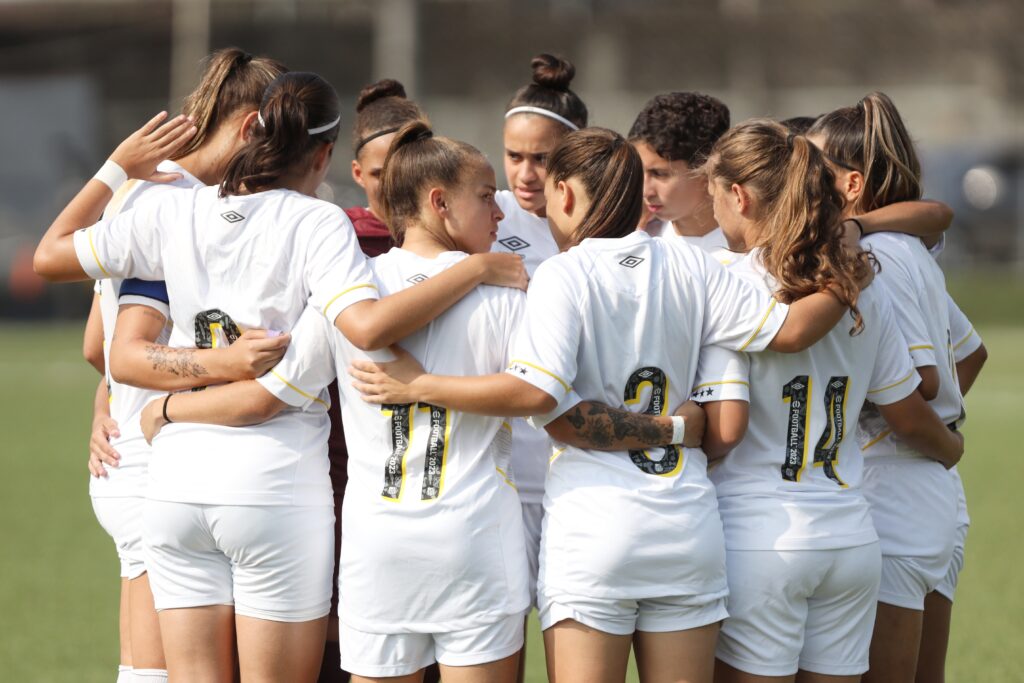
[1,1,1021,681]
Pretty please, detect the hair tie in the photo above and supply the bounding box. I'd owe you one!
[354,126,402,153]
[505,106,580,131]
[412,127,433,143]
[786,132,797,148]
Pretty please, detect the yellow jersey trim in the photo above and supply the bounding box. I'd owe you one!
[952,329,977,352]
[549,447,566,464]
[867,370,915,395]
[269,370,328,407]
[691,379,750,392]
[323,284,379,318]
[509,359,571,393]
[860,428,893,451]
[86,228,111,277]
[495,467,518,491]
[909,344,935,352]
[738,299,778,352]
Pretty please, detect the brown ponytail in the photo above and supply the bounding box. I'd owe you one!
[173,47,286,159]
[808,92,922,212]
[546,127,644,244]
[506,53,588,129]
[706,120,874,334]
[351,79,427,155]
[220,72,340,197]
[378,120,486,242]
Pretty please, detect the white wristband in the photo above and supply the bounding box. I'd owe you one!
[670,415,686,446]
[93,159,128,192]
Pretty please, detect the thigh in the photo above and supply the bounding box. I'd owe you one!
[158,605,236,683]
[130,572,166,670]
[543,619,632,683]
[914,591,952,683]
[634,622,719,683]
[218,505,335,623]
[438,652,519,683]
[716,550,815,678]
[800,544,881,678]
[714,659,793,683]
[862,602,922,683]
[236,614,328,683]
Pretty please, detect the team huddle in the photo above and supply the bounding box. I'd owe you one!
[34,48,985,683]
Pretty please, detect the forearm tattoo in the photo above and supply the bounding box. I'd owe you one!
[561,402,672,450]
[145,345,208,378]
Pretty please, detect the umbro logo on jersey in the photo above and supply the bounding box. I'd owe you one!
[499,236,530,252]
[619,255,644,268]
[407,274,429,284]
[221,211,245,223]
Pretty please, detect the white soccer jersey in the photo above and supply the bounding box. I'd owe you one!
[258,249,530,633]
[90,161,200,499]
[645,219,737,265]
[857,233,963,458]
[508,230,790,600]
[493,190,561,504]
[948,294,980,529]
[74,185,379,506]
[708,250,920,551]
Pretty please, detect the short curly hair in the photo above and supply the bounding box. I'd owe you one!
[628,92,730,167]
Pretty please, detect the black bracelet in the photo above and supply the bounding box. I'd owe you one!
[847,217,865,237]
[162,393,174,424]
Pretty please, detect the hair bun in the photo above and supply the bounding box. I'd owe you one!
[356,79,408,112]
[531,54,575,91]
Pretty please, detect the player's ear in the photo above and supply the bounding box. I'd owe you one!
[843,170,865,205]
[238,110,260,141]
[732,183,753,217]
[428,187,448,217]
[557,180,575,216]
[351,159,365,188]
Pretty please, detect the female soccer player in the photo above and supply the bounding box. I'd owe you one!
[346,127,875,683]
[629,91,734,263]
[699,120,963,683]
[33,72,526,683]
[80,47,287,683]
[493,54,589,635]
[808,92,968,683]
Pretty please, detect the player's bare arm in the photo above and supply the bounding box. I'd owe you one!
[546,400,705,451]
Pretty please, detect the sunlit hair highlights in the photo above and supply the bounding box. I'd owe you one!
[706,120,874,334]
[378,120,487,242]
[174,47,286,160]
[808,92,922,213]
[547,127,644,245]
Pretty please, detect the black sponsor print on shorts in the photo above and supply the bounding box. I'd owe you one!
[220,210,245,223]
[499,236,530,252]
[619,255,645,268]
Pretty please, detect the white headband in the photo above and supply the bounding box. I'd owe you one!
[257,111,341,136]
[504,106,580,131]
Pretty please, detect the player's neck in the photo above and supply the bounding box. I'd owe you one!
[671,205,718,238]
[401,227,456,258]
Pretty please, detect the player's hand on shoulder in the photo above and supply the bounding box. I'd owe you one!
[88,416,121,478]
[349,345,426,405]
[473,252,530,291]
[673,399,706,449]
[223,328,292,380]
[108,111,197,184]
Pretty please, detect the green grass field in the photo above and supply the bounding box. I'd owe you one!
[1,281,1021,680]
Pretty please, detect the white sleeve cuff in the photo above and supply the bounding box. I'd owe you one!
[527,390,583,430]
[119,295,170,319]
[867,369,921,406]
[506,359,571,407]
[691,380,750,403]
[321,284,379,325]
[256,370,331,412]
[74,227,110,280]
[952,329,982,362]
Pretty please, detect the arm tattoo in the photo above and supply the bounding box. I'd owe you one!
[560,402,673,451]
[145,344,208,379]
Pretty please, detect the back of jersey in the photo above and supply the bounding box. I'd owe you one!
[711,253,918,551]
[858,233,962,458]
[512,231,786,600]
[334,248,530,633]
